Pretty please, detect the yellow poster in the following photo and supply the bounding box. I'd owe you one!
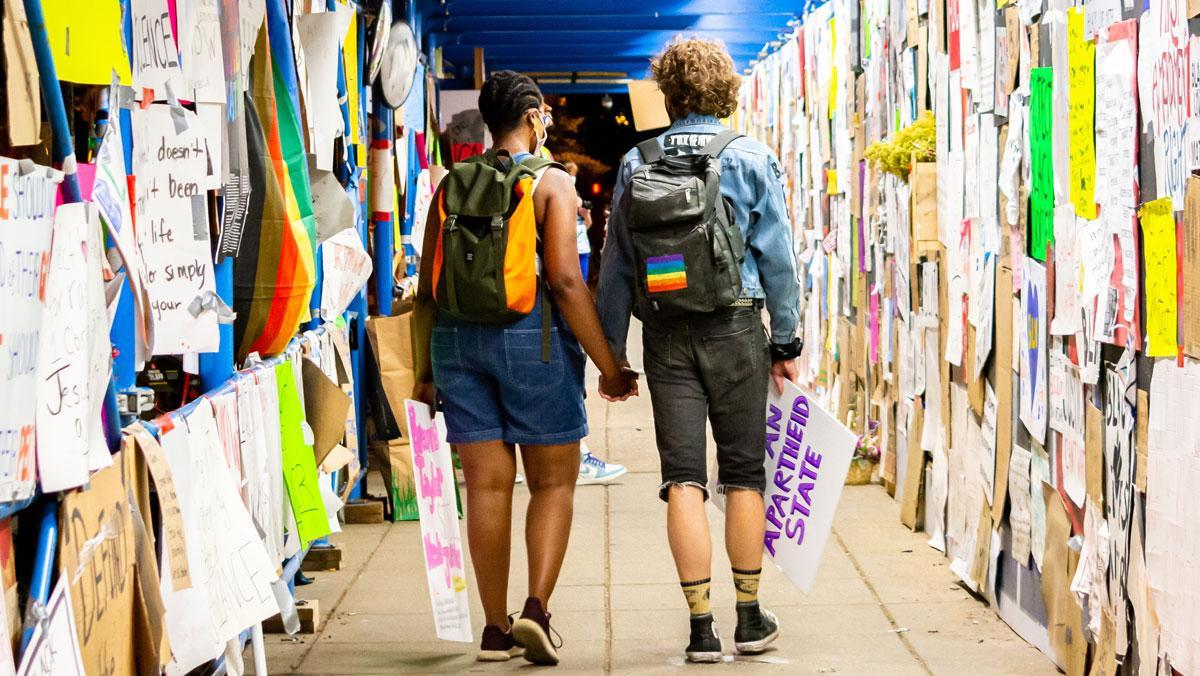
[1138,198,1179,357]
[1067,8,1097,220]
[42,0,132,85]
[342,3,363,154]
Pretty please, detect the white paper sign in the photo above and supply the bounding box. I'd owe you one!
[131,0,187,99]
[16,578,85,676]
[35,203,112,492]
[132,104,219,355]
[0,158,57,504]
[160,401,280,675]
[405,400,473,643]
[179,0,225,103]
[1020,258,1048,443]
[320,228,372,319]
[762,380,857,593]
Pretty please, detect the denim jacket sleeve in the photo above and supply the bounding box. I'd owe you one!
[746,151,801,345]
[595,157,637,362]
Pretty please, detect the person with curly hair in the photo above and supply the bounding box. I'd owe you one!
[596,37,802,662]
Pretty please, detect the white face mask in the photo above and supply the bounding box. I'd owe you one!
[569,174,577,185]
[531,112,548,153]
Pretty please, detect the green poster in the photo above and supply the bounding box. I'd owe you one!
[277,361,332,544]
[1029,67,1055,261]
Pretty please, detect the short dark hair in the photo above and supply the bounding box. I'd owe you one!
[478,70,543,136]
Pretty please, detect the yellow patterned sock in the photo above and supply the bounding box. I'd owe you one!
[680,578,712,617]
[732,567,761,604]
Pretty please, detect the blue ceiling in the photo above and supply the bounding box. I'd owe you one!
[414,0,809,90]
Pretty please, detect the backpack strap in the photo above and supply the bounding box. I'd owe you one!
[636,138,665,163]
[700,130,742,158]
[514,155,563,363]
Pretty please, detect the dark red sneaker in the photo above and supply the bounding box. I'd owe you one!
[512,597,561,665]
[477,620,524,662]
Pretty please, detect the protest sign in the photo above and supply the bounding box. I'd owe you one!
[762,380,858,593]
[39,0,131,86]
[1020,258,1048,443]
[36,203,112,492]
[129,427,191,589]
[405,401,472,643]
[159,401,279,675]
[131,104,219,355]
[16,578,85,676]
[130,0,186,99]
[277,362,331,544]
[0,158,57,504]
[319,227,373,319]
[58,460,136,676]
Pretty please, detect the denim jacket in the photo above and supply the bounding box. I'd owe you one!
[596,114,801,361]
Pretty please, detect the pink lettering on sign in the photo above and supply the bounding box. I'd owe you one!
[423,532,464,589]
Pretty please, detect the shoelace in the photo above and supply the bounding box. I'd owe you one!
[582,453,607,469]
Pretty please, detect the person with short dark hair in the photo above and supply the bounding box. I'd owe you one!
[412,70,638,666]
[596,38,802,662]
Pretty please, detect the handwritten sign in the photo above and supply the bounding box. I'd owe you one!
[92,82,152,367]
[159,402,279,674]
[40,0,131,86]
[36,203,112,493]
[58,459,136,676]
[1020,258,1048,443]
[320,228,372,318]
[131,104,219,355]
[0,158,56,504]
[16,578,85,676]
[179,0,225,103]
[1028,67,1054,260]
[405,400,472,643]
[129,427,191,589]
[1138,0,1189,206]
[1067,9,1097,220]
[1139,198,1180,357]
[276,361,331,545]
[130,0,186,99]
[1103,360,1135,618]
[762,380,857,593]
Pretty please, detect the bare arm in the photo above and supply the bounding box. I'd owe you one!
[412,186,442,392]
[535,169,629,387]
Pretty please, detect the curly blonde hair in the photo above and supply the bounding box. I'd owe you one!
[651,38,741,120]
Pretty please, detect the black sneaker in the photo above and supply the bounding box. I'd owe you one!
[734,602,780,654]
[685,613,723,663]
[477,617,525,662]
[512,597,561,665]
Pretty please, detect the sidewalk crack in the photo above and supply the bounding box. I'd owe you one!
[834,527,933,675]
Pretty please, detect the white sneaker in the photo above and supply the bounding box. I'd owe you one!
[578,444,627,484]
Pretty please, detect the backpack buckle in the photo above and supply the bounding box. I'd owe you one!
[444,214,459,231]
[490,215,504,231]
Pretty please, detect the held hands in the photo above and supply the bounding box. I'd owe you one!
[771,358,799,395]
[599,366,640,402]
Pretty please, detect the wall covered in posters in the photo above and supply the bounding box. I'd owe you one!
[737,0,1200,670]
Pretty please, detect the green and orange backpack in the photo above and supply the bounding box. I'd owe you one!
[431,150,562,359]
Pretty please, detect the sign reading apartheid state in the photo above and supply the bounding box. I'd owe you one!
[762,380,857,593]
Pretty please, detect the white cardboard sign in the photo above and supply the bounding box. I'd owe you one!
[763,380,858,593]
[404,400,472,643]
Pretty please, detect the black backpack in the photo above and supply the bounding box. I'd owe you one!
[625,130,745,318]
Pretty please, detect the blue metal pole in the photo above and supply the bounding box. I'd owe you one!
[198,258,235,390]
[19,501,59,654]
[110,0,137,397]
[370,97,395,318]
[348,10,370,501]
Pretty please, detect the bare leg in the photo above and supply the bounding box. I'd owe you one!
[724,489,766,571]
[666,484,712,582]
[458,440,517,628]
[520,442,581,606]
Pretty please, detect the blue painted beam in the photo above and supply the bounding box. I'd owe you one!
[425,0,807,17]
[431,13,796,32]
[438,30,779,47]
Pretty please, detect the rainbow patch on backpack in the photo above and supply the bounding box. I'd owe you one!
[645,254,688,293]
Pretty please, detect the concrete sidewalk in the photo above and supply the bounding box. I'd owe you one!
[254,329,1057,675]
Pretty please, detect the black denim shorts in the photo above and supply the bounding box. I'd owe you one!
[641,307,770,501]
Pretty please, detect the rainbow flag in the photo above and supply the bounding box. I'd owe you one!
[646,254,688,293]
